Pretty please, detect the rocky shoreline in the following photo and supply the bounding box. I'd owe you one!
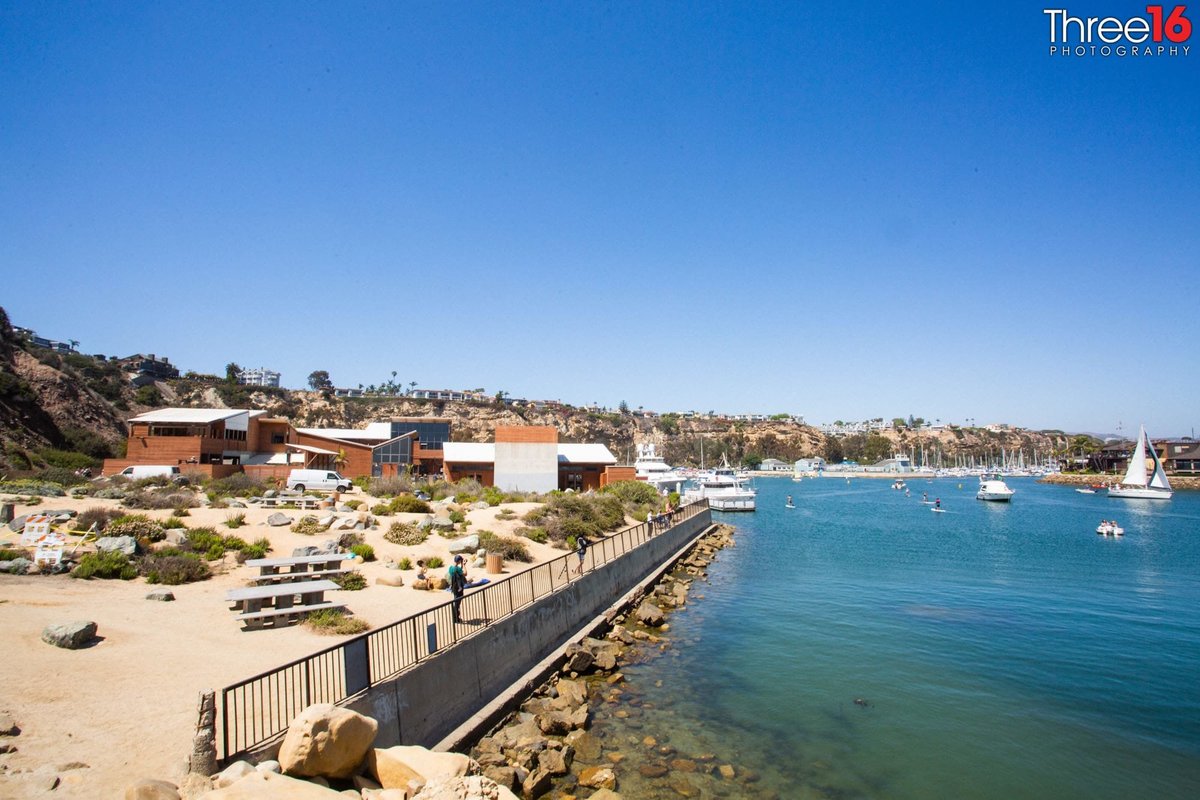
[469,523,744,800]
[1037,473,1200,491]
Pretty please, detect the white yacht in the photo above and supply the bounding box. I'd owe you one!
[976,474,1015,502]
[1108,426,1173,500]
[683,459,756,511]
[634,443,686,492]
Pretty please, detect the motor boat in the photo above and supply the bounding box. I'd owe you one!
[683,458,756,511]
[892,479,906,490]
[976,474,1015,502]
[1096,520,1124,536]
[634,442,686,493]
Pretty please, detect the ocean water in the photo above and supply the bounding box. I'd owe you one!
[585,477,1200,799]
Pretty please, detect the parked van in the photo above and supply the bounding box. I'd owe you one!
[286,469,353,493]
[118,465,181,479]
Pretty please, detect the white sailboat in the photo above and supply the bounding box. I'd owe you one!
[1108,425,1173,500]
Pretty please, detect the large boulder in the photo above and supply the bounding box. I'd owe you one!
[278,704,378,779]
[635,602,665,627]
[364,749,423,794]
[431,514,455,530]
[202,771,345,799]
[447,534,479,554]
[555,678,587,707]
[124,778,180,800]
[369,745,473,786]
[1,557,31,575]
[414,775,519,800]
[267,513,292,527]
[41,621,98,649]
[564,730,602,762]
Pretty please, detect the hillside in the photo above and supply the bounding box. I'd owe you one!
[0,307,1072,475]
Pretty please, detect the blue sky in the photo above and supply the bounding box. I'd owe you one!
[2,2,1196,435]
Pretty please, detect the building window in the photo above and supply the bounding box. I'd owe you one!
[271,434,285,444]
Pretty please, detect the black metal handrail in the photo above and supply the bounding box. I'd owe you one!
[220,499,709,760]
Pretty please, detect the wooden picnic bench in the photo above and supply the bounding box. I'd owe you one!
[244,554,352,584]
[226,579,343,629]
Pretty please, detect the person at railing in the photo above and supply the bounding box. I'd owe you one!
[448,555,467,622]
[573,534,591,575]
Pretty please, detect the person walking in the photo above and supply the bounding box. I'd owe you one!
[448,555,467,622]
[574,534,591,575]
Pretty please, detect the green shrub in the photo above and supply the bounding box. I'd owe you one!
[425,556,444,569]
[37,448,99,471]
[35,466,90,487]
[108,515,166,542]
[343,499,363,510]
[207,473,269,498]
[171,506,190,517]
[123,489,198,510]
[477,531,532,562]
[236,538,272,561]
[0,479,66,496]
[482,486,505,506]
[74,507,123,533]
[448,510,465,524]
[20,495,43,506]
[349,544,375,562]
[520,526,548,543]
[0,547,29,560]
[397,557,412,570]
[305,608,370,635]
[367,475,413,497]
[495,508,517,521]
[162,515,189,530]
[389,495,431,514]
[72,551,138,580]
[332,571,368,591]
[224,513,246,529]
[384,521,428,546]
[370,504,391,516]
[600,480,661,507]
[292,516,326,536]
[141,551,211,584]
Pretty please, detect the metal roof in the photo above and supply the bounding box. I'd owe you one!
[296,427,391,442]
[556,444,617,464]
[129,408,262,424]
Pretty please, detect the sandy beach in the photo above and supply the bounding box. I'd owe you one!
[0,493,566,798]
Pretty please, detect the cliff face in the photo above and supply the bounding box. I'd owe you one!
[0,311,128,462]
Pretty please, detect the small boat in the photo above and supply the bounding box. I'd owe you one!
[1108,425,1173,500]
[785,495,795,509]
[976,475,1015,502]
[892,479,906,490]
[931,507,947,513]
[1096,520,1124,536]
[1076,488,1096,495]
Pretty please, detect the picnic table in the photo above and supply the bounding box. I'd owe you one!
[225,579,343,629]
[255,495,326,510]
[244,553,353,584]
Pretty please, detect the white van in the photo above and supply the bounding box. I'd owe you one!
[118,465,181,479]
[286,469,353,493]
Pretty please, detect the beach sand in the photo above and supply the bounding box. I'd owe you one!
[0,494,564,798]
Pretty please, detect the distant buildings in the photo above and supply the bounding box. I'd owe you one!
[759,458,791,472]
[116,354,179,386]
[238,367,281,388]
[12,326,78,353]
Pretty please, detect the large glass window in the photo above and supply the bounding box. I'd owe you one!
[391,421,450,450]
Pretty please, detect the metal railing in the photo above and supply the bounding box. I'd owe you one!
[220,499,709,760]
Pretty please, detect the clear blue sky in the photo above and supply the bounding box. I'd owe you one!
[2,2,1196,435]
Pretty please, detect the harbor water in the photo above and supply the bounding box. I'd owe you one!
[587,477,1200,799]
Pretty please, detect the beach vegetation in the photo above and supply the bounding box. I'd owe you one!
[425,555,444,569]
[72,550,139,580]
[367,474,414,497]
[37,448,100,471]
[397,557,412,570]
[73,507,123,533]
[332,571,367,591]
[305,608,369,635]
[0,547,29,561]
[522,493,624,546]
[495,508,517,521]
[107,515,166,542]
[291,516,325,536]
[224,513,246,529]
[599,479,660,507]
[370,503,391,516]
[162,515,189,530]
[388,495,431,514]
[350,544,375,561]
[448,510,465,524]
[477,530,531,562]
[141,550,211,584]
[206,473,270,498]
[343,499,362,510]
[519,526,548,543]
[384,521,428,546]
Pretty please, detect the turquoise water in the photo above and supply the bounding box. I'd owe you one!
[593,478,1200,799]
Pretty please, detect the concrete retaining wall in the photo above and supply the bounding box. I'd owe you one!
[348,508,713,748]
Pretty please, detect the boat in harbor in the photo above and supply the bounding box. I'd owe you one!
[634,442,686,493]
[1096,520,1125,536]
[976,474,1015,502]
[1076,488,1096,494]
[1108,426,1173,500]
[684,458,757,511]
